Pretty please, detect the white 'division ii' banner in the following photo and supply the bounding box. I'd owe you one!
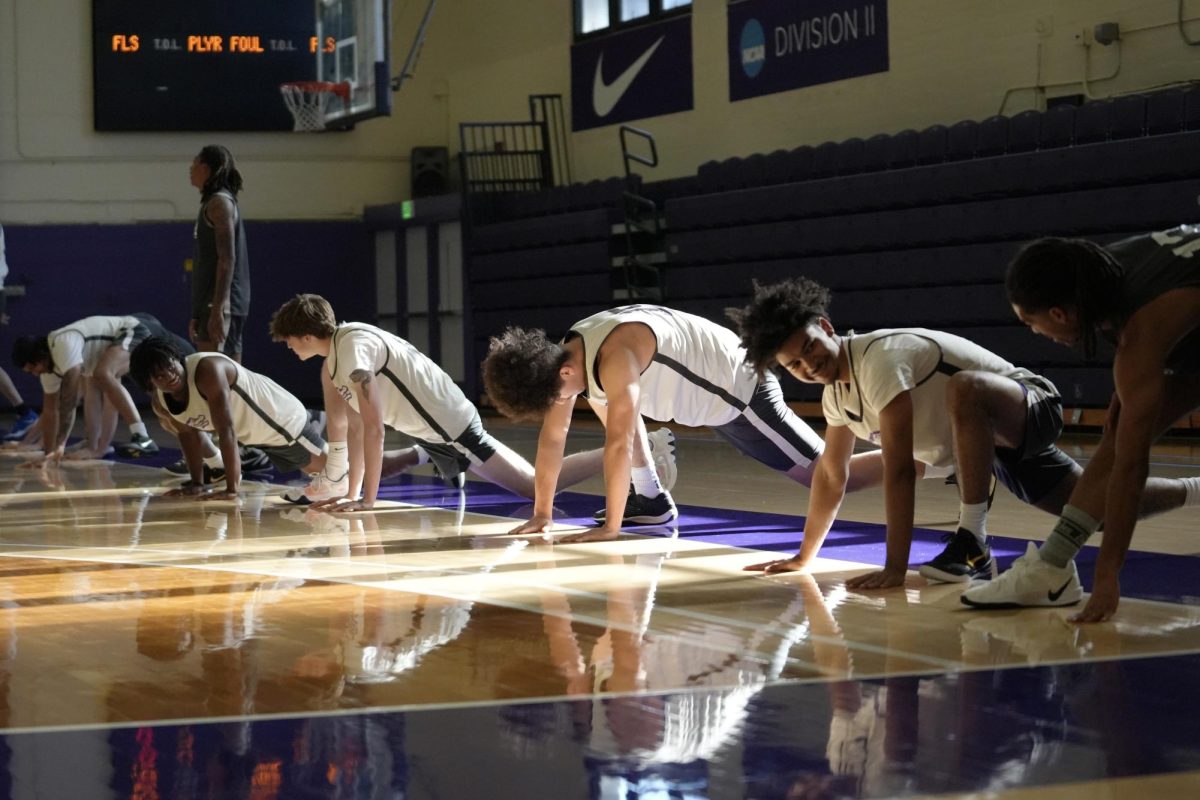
[729,0,888,102]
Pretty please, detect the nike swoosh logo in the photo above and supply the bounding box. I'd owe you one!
[1048,578,1073,602]
[592,36,665,118]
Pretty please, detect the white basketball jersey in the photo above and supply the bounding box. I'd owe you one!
[326,323,476,442]
[158,353,309,447]
[821,329,1041,469]
[40,315,141,393]
[570,306,758,427]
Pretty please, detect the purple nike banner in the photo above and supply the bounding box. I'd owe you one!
[729,0,889,102]
[571,15,693,132]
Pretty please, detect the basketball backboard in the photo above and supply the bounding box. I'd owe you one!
[314,0,391,127]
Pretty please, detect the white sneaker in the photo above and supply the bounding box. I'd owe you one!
[960,542,1082,609]
[283,471,348,505]
[648,427,678,491]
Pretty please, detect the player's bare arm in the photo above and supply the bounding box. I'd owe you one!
[847,391,916,590]
[747,423,855,573]
[193,358,241,498]
[509,398,573,535]
[1075,291,1200,621]
[329,369,382,513]
[560,329,650,544]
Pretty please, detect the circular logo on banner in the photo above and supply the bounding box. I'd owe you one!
[740,19,766,78]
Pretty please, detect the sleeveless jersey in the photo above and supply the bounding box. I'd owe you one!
[569,306,758,427]
[158,352,308,447]
[822,328,1040,469]
[40,315,141,393]
[192,189,251,319]
[1107,224,1200,372]
[326,323,477,442]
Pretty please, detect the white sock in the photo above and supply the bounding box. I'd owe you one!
[957,502,989,544]
[326,442,349,478]
[1183,476,1200,507]
[631,464,663,498]
[203,453,224,469]
[412,445,431,466]
[130,422,148,437]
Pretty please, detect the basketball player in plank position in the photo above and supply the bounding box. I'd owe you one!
[12,314,190,464]
[269,294,611,511]
[963,225,1200,620]
[730,277,1196,589]
[129,336,343,500]
[482,304,894,543]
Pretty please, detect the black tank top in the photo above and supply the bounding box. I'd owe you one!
[192,190,251,318]
[1106,224,1200,372]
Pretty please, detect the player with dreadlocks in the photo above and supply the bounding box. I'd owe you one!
[963,226,1200,620]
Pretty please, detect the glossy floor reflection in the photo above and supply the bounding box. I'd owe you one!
[0,431,1198,798]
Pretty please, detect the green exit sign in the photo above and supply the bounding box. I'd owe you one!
[401,200,415,220]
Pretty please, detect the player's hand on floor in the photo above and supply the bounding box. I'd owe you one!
[559,527,620,544]
[846,566,907,590]
[327,499,374,513]
[508,516,553,535]
[744,557,808,574]
[1071,576,1120,623]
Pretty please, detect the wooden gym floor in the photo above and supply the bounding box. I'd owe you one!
[0,418,1197,798]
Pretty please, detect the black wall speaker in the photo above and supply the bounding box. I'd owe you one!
[411,146,450,197]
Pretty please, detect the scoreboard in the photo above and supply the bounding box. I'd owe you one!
[92,0,322,132]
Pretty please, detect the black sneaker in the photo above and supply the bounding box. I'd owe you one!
[918,528,995,583]
[592,487,679,526]
[115,433,159,457]
[239,446,273,474]
[164,459,224,482]
[164,458,189,476]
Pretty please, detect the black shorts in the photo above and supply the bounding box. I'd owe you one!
[191,314,246,358]
[416,411,499,471]
[711,372,824,472]
[130,313,195,356]
[991,376,1076,505]
[259,419,325,474]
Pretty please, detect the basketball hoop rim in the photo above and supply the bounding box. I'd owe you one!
[279,80,352,102]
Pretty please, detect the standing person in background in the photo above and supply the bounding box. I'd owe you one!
[0,224,39,442]
[185,145,269,476]
[189,145,251,361]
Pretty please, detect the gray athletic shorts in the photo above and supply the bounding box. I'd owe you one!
[259,419,325,474]
[711,372,824,472]
[992,375,1076,505]
[415,410,499,471]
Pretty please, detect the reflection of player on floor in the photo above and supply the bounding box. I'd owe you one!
[731,278,1193,590]
[12,314,189,463]
[130,337,330,501]
[483,305,887,543]
[269,294,605,512]
[964,227,1200,620]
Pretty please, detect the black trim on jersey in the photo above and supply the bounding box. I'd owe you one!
[231,384,298,444]
[651,352,748,411]
[838,333,954,423]
[332,325,455,444]
[379,366,454,442]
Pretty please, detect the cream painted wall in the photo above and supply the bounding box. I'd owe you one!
[2,0,1199,224]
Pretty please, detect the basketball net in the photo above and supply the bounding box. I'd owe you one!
[279,81,351,132]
